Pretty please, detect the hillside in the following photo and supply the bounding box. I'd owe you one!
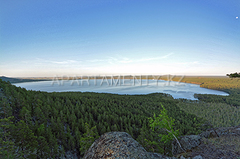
[1,78,240,158]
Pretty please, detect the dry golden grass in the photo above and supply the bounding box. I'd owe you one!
[161,76,240,90]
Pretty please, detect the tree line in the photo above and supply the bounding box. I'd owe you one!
[227,72,240,78]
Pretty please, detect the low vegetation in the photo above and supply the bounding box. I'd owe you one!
[161,76,240,90]
[177,102,240,127]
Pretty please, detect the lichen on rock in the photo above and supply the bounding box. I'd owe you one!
[83,131,176,159]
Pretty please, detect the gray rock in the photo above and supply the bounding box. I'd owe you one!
[199,131,211,138]
[180,155,186,159]
[83,131,175,159]
[172,135,201,155]
[60,150,78,159]
[192,155,203,159]
[199,126,240,138]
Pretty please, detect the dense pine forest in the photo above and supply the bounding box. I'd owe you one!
[1,77,240,158]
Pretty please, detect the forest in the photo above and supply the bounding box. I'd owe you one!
[227,72,240,78]
[0,76,240,158]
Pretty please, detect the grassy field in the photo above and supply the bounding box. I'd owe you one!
[161,76,240,90]
[167,76,240,128]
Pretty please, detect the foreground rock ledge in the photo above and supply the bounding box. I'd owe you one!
[83,131,176,159]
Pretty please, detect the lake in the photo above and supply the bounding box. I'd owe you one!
[13,79,229,100]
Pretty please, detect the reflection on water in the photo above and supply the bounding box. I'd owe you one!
[14,79,229,100]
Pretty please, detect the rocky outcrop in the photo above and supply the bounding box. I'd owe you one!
[174,125,240,159]
[83,131,177,159]
[199,125,240,138]
[173,125,240,156]
[83,126,240,159]
[172,135,201,155]
[179,155,203,159]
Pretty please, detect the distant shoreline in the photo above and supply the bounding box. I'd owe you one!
[0,75,228,83]
[2,76,238,94]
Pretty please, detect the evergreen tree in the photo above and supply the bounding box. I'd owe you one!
[37,136,50,158]
[11,120,38,158]
[0,97,12,118]
[79,123,99,156]
[19,106,31,125]
[0,116,16,159]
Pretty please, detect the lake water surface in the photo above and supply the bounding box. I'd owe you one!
[14,79,228,100]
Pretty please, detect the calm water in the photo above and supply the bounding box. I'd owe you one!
[14,79,228,100]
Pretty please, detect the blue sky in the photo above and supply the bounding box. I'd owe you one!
[1,0,239,77]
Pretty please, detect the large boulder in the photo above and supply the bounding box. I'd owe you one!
[83,131,176,159]
[172,135,201,155]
